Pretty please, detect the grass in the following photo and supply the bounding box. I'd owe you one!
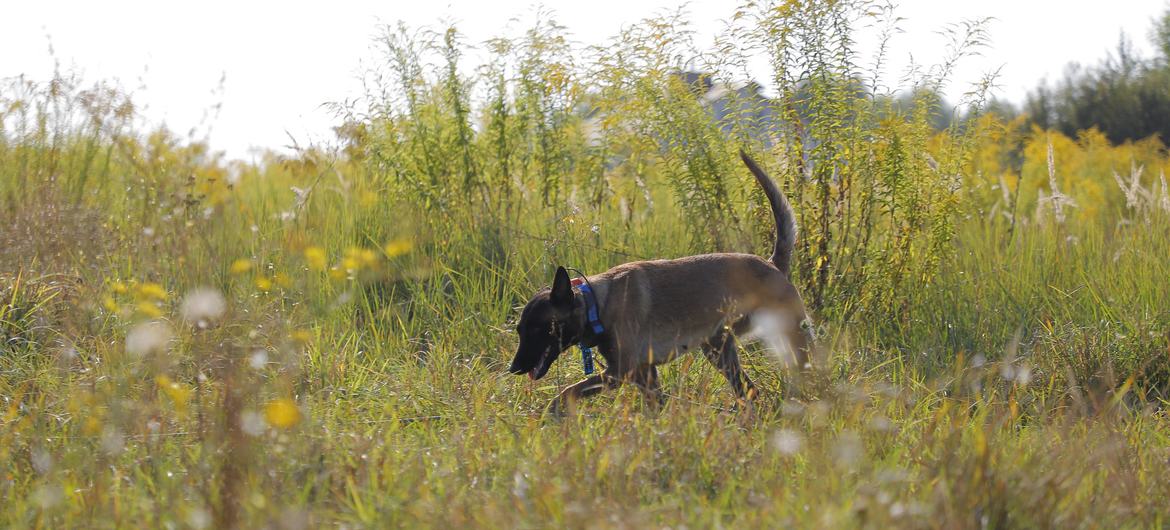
[3,1,1170,528]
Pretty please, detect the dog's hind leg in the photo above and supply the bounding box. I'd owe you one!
[545,373,621,416]
[702,329,758,402]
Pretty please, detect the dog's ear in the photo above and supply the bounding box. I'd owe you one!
[550,266,572,307]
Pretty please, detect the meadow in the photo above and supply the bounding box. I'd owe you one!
[3,2,1170,528]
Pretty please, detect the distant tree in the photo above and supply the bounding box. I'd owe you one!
[1022,8,1170,144]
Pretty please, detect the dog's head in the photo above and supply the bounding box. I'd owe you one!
[508,266,584,380]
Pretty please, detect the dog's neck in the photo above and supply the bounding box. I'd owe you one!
[572,278,606,348]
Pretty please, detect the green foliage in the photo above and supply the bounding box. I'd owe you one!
[2,1,1170,528]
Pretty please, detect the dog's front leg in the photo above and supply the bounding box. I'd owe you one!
[545,373,621,417]
[630,366,667,411]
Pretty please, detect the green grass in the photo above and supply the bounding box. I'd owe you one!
[3,2,1170,528]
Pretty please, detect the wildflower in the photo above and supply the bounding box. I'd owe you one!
[832,431,863,467]
[136,301,165,318]
[240,410,266,436]
[327,266,346,281]
[137,282,167,301]
[101,427,125,455]
[179,287,226,325]
[82,416,102,436]
[357,248,378,268]
[156,375,193,414]
[111,281,128,294]
[383,238,413,258]
[264,398,302,429]
[254,276,273,292]
[290,329,312,345]
[230,259,253,275]
[771,429,804,456]
[125,320,173,357]
[249,349,268,370]
[303,246,327,271]
[102,296,118,313]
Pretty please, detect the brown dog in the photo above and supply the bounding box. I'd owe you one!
[508,150,813,414]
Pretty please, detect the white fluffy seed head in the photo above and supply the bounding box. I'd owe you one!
[180,287,227,325]
[125,320,173,357]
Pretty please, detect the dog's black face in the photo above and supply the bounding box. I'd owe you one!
[509,266,582,380]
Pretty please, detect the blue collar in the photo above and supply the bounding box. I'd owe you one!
[571,278,604,374]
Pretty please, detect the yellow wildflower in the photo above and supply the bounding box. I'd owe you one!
[303,246,327,271]
[102,296,118,313]
[111,281,128,294]
[290,329,312,344]
[230,259,253,275]
[156,375,192,414]
[328,266,347,281]
[136,301,164,318]
[82,416,103,436]
[357,248,378,268]
[383,238,413,258]
[264,398,301,429]
[137,282,167,301]
[254,276,273,292]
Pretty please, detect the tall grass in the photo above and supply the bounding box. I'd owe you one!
[2,1,1169,527]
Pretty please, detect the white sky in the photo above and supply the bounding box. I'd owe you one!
[4,1,1164,161]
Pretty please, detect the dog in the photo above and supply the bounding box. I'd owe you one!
[508,150,813,415]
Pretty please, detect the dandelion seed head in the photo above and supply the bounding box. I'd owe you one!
[832,430,863,467]
[33,484,63,509]
[31,447,52,475]
[180,287,226,325]
[249,349,268,370]
[240,410,266,436]
[101,427,125,455]
[187,507,212,529]
[125,320,173,357]
[770,429,804,456]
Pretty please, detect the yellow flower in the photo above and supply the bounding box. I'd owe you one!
[357,248,378,268]
[328,267,347,281]
[136,301,164,318]
[156,375,192,414]
[290,329,312,344]
[111,281,128,294]
[82,416,103,436]
[102,296,118,313]
[254,276,273,292]
[383,238,413,258]
[230,259,253,275]
[264,398,301,429]
[303,246,327,271]
[137,282,167,301]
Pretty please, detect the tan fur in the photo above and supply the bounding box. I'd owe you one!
[535,152,813,415]
[547,254,813,414]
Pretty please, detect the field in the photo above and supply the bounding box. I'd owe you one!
[3,3,1170,528]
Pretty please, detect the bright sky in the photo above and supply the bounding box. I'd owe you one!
[4,1,1164,161]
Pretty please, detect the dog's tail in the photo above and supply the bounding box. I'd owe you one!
[740,149,796,276]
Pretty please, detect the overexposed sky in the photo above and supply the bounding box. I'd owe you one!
[4,1,1164,160]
